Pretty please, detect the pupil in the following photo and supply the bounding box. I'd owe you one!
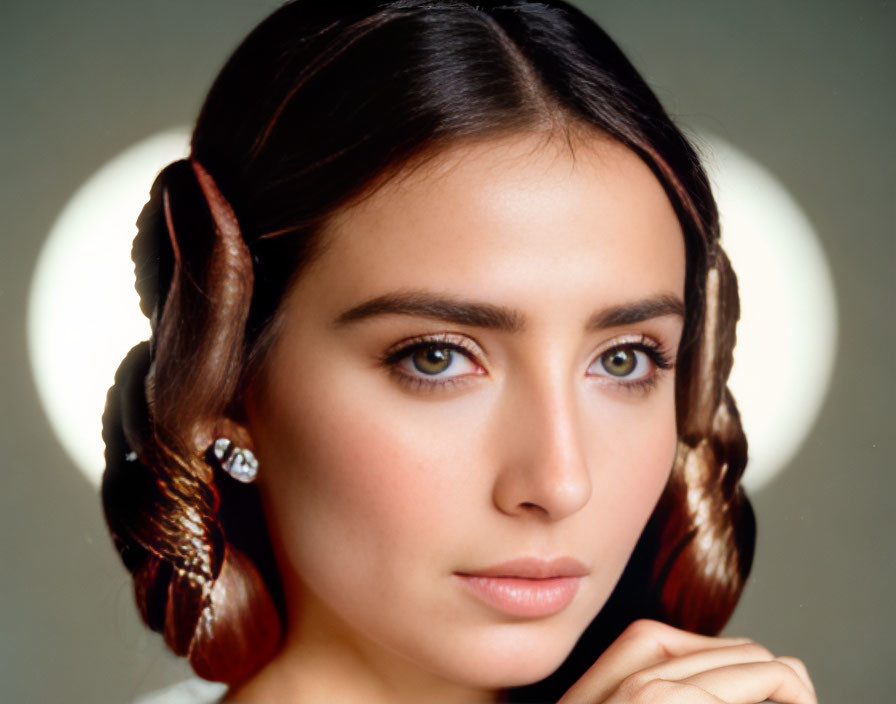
[413,347,452,374]
[602,349,635,376]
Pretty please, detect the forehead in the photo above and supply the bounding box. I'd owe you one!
[294,130,685,321]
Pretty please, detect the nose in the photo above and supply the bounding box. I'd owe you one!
[490,369,592,521]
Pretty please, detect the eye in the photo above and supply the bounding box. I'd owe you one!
[402,345,477,378]
[594,346,650,380]
[386,336,484,386]
[587,341,672,384]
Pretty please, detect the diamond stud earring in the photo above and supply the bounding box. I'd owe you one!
[211,438,259,483]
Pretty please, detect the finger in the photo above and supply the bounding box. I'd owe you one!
[776,656,815,696]
[625,642,776,683]
[558,620,751,704]
[594,620,753,675]
[682,659,817,704]
[604,679,726,704]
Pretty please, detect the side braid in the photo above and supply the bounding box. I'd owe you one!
[101,159,281,684]
[650,246,755,634]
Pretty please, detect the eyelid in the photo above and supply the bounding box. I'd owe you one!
[591,332,661,355]
[382,332,487,389]
[383,332,486,365]
[590,333,673,363]
[381,332,674,393]
[586,333,675,389]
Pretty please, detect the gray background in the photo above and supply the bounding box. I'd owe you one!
[1,1,893,701]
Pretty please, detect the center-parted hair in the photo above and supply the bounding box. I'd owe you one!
[101,1,754,700]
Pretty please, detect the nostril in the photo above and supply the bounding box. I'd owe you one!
[517,501,551,516]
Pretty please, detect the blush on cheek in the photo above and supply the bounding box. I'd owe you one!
[600,407,677,532]
[260,387,454,554]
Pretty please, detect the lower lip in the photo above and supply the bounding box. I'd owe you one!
[455,574,582,618]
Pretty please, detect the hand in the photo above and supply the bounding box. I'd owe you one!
[557,619,816,704]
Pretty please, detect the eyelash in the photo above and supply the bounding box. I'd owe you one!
[590,339,674,394]
[382,334,674,393]
[382,333,484,392]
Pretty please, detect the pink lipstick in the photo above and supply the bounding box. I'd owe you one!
[455,557,587,618]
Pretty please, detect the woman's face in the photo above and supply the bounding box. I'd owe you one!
[244,130,686,696]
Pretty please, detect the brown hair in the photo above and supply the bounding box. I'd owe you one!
[101,1,753,699]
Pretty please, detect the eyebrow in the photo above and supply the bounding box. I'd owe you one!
[334,291,524,331]
[333,290,684,331]
[585,294,685,330]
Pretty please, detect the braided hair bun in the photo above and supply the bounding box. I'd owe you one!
[101,160,280,683]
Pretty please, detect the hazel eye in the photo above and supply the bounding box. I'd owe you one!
[396,343,479,379]
[589,345,652,381]
[412,346,453,374]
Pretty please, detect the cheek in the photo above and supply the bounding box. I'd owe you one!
[247,369,474,588]
[586,388,678,558]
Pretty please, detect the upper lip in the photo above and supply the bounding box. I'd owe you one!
[457,557,589,579]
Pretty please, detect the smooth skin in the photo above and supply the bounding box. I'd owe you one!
[226,130,815,703]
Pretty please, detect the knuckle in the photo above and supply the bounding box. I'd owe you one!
[629,678,694,702]
[616,671,653,697]
[634,679,670,701]
[622,618,664,639]
[777,655,815,694]
[618,619,673,657]
[777,655,810,676]
[769,659,805,684]
[738,641,775,661]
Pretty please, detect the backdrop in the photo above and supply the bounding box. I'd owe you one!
[2,1,893,701]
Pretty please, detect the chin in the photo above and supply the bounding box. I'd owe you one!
[429,622,583,691]
[452,652,572,691]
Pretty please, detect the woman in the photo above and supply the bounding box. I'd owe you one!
[102,1,816,702]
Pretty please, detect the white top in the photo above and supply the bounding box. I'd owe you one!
[132,676,786,703]
[132,679,227,704]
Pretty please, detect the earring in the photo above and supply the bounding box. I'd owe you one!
[211,438,259,483]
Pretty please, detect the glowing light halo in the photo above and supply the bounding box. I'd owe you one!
[27,129,190,486]
[701,133,838,492]
[28,129,836,492]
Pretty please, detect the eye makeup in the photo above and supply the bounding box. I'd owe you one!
[381,332,486,392]
[380,330,675,395]
[587,334,675,394]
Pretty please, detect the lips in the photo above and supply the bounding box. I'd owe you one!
[455,557,588,618]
